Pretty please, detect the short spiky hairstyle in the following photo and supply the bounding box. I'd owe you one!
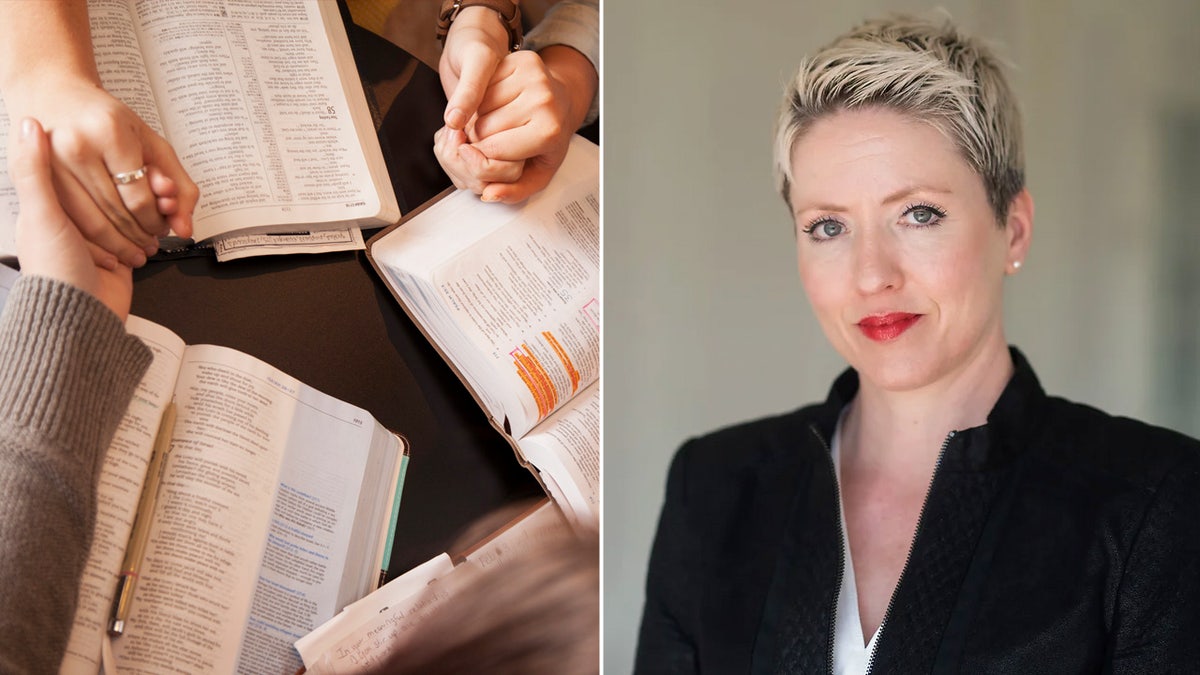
[774,15,1024,223]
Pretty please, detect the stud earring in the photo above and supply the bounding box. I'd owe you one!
[1012,260,1022,270]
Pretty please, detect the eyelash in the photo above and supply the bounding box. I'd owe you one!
[800,202,948,243]
[801,217,843,242]
[902,202,947,226]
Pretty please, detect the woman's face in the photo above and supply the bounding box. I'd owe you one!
[788,107,1029,393]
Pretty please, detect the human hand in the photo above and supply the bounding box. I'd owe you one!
[458,45,597,203]
[433,125,524,196]
[4,75,197,269]
[438,6,512,131]
[11,118,133,320]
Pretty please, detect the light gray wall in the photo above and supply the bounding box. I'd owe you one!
[603,0,1200,672]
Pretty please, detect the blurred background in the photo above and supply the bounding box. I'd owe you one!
[603,0,1200,672]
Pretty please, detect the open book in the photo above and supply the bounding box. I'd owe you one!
[0,266,409,674]
[0,0,398,261]
[367,137,599,529]
[294,500,570,672]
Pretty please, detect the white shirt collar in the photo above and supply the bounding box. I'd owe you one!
[831,409,881,675]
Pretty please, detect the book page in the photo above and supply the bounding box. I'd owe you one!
[372,138,600,438]
[298,503,567,674]
[0,0,164,257]
[108,345,295,673]
[109,344,397,674]
[432,187,599,437]
[211,227,365,262]
[294,553,456,670]
[89,0,166,134]
[235,394,398,674]
[0,264,15,300]
[129,0,393,241]
[59,316,186,675]
[518,382,600,529]
[0,100,15,257]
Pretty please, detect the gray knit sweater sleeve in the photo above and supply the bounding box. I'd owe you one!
[0,276,151,674]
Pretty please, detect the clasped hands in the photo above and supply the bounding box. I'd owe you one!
[5,74,198,270]
[11,117,135,321]
[436,7,597,204]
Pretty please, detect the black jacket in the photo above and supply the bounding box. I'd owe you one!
[635,349,1200,674]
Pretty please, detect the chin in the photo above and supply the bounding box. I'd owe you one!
[844,347,947,392]
[860,360,937,392]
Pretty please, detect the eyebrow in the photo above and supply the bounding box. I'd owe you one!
[792,185,955,219]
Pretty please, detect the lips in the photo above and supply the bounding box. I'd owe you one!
[856,312,922,342]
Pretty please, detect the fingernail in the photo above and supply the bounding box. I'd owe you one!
[20,118,34,139]
[446,108,466,130]
[131,252,147,267]
[144,243,159,257]
[481,193,499,203]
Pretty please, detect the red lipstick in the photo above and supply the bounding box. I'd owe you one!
[857,313,921,342]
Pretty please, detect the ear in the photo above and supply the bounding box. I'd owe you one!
[1003,189,1033,274]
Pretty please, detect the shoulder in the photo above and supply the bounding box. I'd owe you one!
[1041,404,1200,665]
[664,402,831,519]
[1034,395,1200,493]
[675,402,827,475]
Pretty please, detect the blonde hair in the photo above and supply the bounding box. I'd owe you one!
[773,14,1024,221]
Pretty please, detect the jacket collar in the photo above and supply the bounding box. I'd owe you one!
[755,347,1048,672]
[809,346,1049,470]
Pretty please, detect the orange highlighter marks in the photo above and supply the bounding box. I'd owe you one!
[512,344,558,418]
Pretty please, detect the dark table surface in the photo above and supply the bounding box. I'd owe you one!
[130,12,543,580]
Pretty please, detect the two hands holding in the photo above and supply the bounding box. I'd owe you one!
[3,75,198,271]
[436,6,597,204]
[6,77,197,321]
[0,2,195,278]
[10,116,137,321]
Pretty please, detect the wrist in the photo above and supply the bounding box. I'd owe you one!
[449,7,510,55]
[540,45,598,132]
[0,2,102,95]
[2,67,103,110]
[438,0,523,53]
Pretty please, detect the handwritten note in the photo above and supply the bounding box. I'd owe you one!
[296,502,566,673]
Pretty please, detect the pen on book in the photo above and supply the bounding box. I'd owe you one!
[108,401,177,636]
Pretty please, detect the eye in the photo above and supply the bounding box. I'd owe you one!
[802,218,846,242]
[902,203,946,227]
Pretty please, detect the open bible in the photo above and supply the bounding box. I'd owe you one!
[0,269,410,673]
[0,0,398,261]
[367,136,599,530]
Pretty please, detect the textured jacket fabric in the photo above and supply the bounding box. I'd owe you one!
[0,276,152,674]
[635,349,1200,674]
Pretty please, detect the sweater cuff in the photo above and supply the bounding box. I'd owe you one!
[0,276,152,469]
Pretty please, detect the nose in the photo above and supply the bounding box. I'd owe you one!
[852,228,902,295]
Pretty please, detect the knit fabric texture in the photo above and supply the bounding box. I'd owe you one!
[0,276,151,674]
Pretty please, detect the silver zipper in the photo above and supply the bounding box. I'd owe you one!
[863,429,957,674]
[808,423,843,675]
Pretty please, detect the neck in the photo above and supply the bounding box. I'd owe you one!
[841,333,1014,472]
